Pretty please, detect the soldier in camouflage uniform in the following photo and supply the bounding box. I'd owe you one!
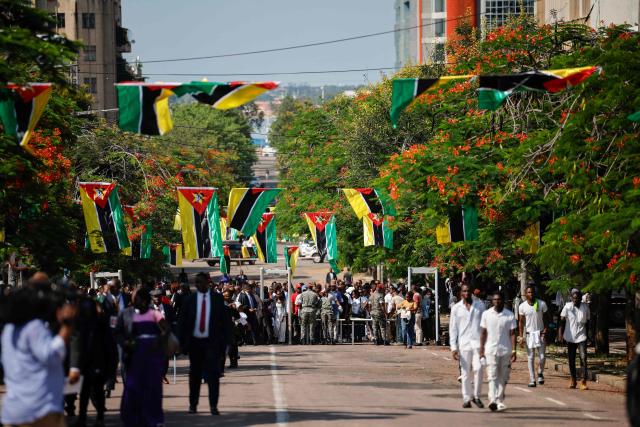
[370,284,388,345]
[299,285,320,344]
[320,290,337,344]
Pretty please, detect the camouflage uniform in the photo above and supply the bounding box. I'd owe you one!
[300,289,320,344]
[320,295,337,344]
[370,290,387,344]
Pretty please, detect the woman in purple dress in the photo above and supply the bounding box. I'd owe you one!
[119,288,169,426]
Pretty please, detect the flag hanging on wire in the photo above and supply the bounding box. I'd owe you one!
[253,212,277,263]
[478,66,598,110]
[220,244,230,274]
[363,213,393,249]
[177,187,223,260]
[390,76,471,128]
[0,83,52,151]
[115,81,279,135]
[79,182,130,253]
[163,244,183,266]
[227,188,282,236]
[342,188,396,219]
[284,245,299,277]
[436,205,479,244]
[303,212,339,273]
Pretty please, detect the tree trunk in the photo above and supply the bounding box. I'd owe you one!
[595,291,609,355]
[625,289,640,362]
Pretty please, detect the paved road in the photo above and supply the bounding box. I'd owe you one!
[94,344,626,426]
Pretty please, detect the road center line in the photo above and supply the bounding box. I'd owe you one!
[513,386,533,393]
[583,413,602,420]
[270,346,289,426]
[431,352,438,356]
[545,397,567,406]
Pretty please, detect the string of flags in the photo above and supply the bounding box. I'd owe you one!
[303,212,339,273]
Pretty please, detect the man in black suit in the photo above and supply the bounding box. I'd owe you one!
[178,272,232,415]
[237,283,260,345]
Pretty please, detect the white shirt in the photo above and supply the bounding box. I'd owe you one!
[384,293,394,313]
[193,291,211,338]
[480,307,517,356]
[518,299,547,333]
[561,302,590,343]
[449,297,486,352]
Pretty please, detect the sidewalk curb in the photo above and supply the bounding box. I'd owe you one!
[550,358,626,390]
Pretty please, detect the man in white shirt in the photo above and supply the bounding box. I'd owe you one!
[449,284,486,409]
[559,288,590,390]
[480,291,517,412]
[518,285,548,387]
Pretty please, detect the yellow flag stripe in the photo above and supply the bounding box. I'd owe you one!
[178,192,198,259]
[21,87,52,152]
[227,188,249,229]
[156,88,174,135]
[175,244,183,267]
[215,85,272,110]
[363,216,375,246]
[436,221,451,244]
[304,214,318,244]
[80,188,106,253]
[546,66,595,79]
[342,189,371,219]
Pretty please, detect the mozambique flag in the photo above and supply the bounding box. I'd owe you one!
[478,66,598,110]
[173,81,279,110]
[227,188,282,236]
[220,245,230,274]
[163,244,183,266]
[253,212,277,263]
[304,212,339,272]
[284,245,299,277]
[390,76,471,128]
[0,83,52,151]
[342,188,396,219]
[363,213,393,249]
[116,81,279,135]
[116,82,178,135]
[79,182,130,253]
[127,223,153,259]
[177,187,223,260]
[436,205,478,244]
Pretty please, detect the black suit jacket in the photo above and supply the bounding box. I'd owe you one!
[178,290,232,355]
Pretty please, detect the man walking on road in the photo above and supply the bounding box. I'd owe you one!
[559,288,590,390]
[178,272,232,415]
[518,284,548,387]
[449,284,486,409]
[480,291,517,412]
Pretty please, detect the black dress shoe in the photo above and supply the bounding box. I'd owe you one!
[472,398,484,408]
[488,402,498,412]
[211,408,220,415]
[188,406,197,414]
[462,401,472,408]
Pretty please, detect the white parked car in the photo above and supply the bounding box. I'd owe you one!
[298,241,322,263]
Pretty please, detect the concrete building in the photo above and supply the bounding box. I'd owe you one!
[33,0,132,116]
[536,0,639,29]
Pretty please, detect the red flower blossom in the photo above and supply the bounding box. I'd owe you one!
[570,254,581,264]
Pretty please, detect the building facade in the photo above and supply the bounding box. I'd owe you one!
[536,0,639,29]
[33,0,132,115]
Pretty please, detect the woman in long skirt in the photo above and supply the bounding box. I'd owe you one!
[120,288,169,427]
[273,293,287,343]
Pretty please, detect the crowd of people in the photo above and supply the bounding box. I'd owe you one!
[0,262,634,424]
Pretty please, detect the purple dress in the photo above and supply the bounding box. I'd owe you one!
[121,310,164,427]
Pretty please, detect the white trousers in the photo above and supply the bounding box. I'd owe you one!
[486,353,511,404]
[526,341,546,382]
[414,313,423,343]
[459,348,483,402]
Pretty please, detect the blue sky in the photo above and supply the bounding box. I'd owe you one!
[122,0,396,86]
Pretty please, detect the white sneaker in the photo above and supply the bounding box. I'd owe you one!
[496,402,507,412]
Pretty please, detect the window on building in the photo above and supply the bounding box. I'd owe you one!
[83,77,97,94]
[404,1,410,10]
[49,13,65,28]
[434,43,445,63]
[435,19,445,37]
[82,12,95,29]
[83,45,96,61]
[484,0,534,30]
[434,0,445,13]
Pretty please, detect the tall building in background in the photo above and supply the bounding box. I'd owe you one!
[33,0,133,117]
[536,0,639,29]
